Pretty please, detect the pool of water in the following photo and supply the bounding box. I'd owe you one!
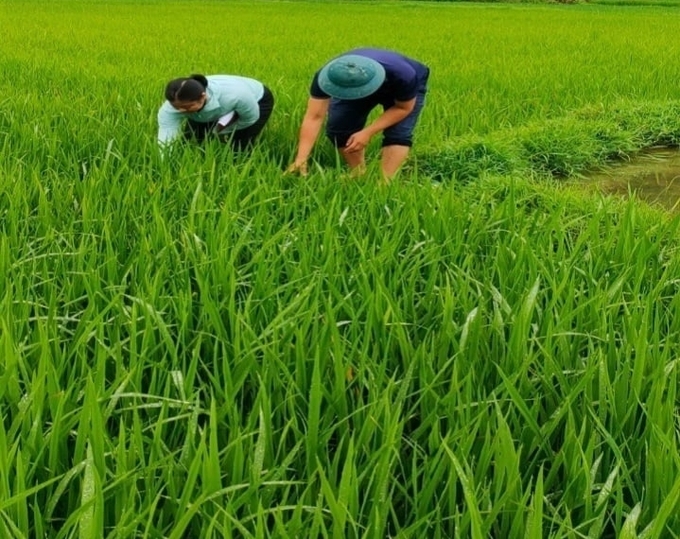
[579,147,680,210]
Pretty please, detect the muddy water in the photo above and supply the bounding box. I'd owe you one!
[581,147,680,210]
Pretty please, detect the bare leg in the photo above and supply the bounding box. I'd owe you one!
[381,145,410,180]
[340,147,366,176]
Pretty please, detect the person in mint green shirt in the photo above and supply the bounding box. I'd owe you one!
[157,74,274,152]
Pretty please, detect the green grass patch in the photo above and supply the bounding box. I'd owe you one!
[2,0,680,537]
[418,100,680,181]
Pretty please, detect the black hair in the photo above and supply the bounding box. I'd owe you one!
[164,74,209,103]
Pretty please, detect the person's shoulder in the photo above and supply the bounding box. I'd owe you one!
[351,48,414,71]
[309,70,328,98]
[158,100,178,117]
[210,74,262,87]
[205,75,239,96]
[352,47,400,59]
[206,74,231,84]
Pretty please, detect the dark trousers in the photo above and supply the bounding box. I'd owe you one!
[184,86,274,150]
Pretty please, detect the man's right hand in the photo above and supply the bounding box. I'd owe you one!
[286,161,308,177]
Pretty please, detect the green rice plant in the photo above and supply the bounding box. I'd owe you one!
[2,0,680,537]
[418,99,680,181]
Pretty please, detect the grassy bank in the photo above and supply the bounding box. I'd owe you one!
[418,100,680,181]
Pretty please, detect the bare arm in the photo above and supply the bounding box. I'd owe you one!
[288,97,330,175]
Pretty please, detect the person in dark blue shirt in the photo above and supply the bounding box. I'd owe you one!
[288,48,430,181]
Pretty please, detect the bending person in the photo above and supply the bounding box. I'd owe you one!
[158,74,274,153]
[288,48,429,180]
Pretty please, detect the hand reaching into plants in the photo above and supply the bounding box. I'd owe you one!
[286,161,308,177]
[345,129,372,153]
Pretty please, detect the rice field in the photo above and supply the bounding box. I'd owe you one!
[2,0,680,537]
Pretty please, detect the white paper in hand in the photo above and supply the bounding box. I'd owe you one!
[216,111,236,133]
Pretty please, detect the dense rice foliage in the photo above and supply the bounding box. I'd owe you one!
[2,0,680,537]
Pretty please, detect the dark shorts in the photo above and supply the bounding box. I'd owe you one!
[184,86,274,150]
[326,73,428,148]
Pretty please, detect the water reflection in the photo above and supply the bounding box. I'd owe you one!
[581,147,680,210]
